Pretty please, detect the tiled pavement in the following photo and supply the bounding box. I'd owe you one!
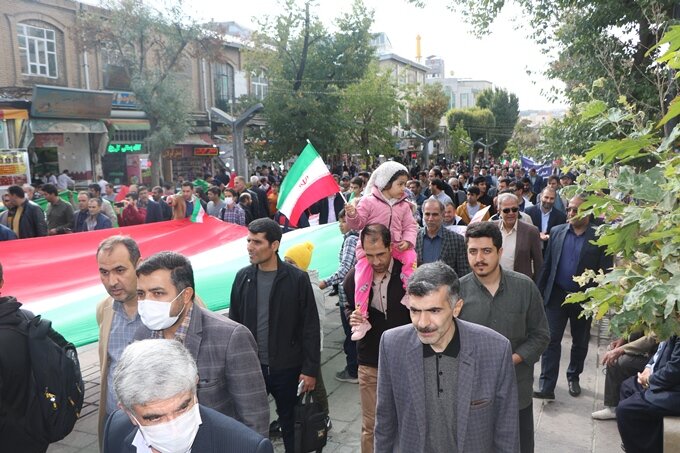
[47,293,622,453]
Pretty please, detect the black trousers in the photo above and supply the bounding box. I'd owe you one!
[539,287,592,393]
[616,376,677,453]
[262,365,301,453]
[519,404,534,453]
[339,301,358,376]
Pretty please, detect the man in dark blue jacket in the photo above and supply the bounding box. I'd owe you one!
[534,194,612,400]
[5,185,47,238]
[103,339,272,453]
[616,336,680,452]
[525,187,567,251]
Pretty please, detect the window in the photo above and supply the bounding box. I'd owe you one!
[214,63,234,112]
[17,23,58,78]
[250,71,268,100]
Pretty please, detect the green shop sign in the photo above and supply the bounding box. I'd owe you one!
[107,143,143,153]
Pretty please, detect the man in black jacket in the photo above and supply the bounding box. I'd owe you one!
[229,218,320,453]
[0,262,49,453]
[5,185,47,238]
[344,224,412,453]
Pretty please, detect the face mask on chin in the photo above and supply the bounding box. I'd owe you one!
[138,289,187,331]
[132,398,202,453]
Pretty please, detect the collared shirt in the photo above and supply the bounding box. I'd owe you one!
[220,204,246,226]
[423,321,460,453]
[327,195,337,223]
[132,429,153,453]
[458,268,550,408]
[499,219,518,271]
[541,208,552,233]
[323,232,358,307]
[150,303,194,344]
[555,225,587,292]
[435,191,453,207]
[422,226,444,264]
[371,259,394,315]
[107,301,144,415]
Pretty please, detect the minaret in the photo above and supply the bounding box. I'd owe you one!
[416,35,421,63]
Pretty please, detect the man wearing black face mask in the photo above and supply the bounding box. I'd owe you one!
[103,339,273,453]
[133,252,269,439]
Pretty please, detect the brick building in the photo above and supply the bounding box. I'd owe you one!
[0,0,266,186]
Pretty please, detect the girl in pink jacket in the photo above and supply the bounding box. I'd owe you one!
[345,161,418,340]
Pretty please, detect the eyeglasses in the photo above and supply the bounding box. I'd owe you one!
[502,207,519,214]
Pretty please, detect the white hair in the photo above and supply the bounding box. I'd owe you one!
[497,192,519,209]
[113,339,198,410]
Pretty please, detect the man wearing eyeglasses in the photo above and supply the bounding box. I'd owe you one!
[497,193,543,281]
[534,194,613,401]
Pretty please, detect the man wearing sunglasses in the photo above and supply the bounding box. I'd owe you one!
[497,193,543,281]
[534,194,613,400]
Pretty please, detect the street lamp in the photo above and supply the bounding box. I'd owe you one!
[210,103,264,177]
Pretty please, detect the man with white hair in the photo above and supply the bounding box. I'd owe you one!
[102,339,273,453]
[249,175,270,218]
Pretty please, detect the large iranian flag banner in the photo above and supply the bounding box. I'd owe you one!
[0,217,342,346]
[277,142,340,225]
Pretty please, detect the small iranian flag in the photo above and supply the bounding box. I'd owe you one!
[277,141,339,225]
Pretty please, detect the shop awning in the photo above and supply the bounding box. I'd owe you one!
[29,119,108,134]
[106,119,150,131]
[0,109,28,120]
[176,133,214,146]
[21,119,107,148]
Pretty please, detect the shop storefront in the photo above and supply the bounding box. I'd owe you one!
[21,85,112,184]
[162,134,218,183]
[102,119,150,185]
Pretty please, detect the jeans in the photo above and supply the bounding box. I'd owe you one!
[261,365,301,453]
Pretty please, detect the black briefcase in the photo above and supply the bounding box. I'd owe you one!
[293,392,328,453]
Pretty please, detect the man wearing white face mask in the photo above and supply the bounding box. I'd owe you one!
[219,188,246,226]
[133,252,269,438]
[103,339,273,453]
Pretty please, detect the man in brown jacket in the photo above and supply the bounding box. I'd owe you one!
[496,193,543,280]
[95,236,144,448]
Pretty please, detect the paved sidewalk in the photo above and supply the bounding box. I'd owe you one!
[47,293,622,452]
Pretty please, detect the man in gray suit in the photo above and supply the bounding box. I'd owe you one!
[374,262,520,453]
[133,251,270,438]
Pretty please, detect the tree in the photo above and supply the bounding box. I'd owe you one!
[409,0,679,116]
[505,118,539,157]
[407,82,449,167]
[246,0,375,160]
[557,26,680,341]
[339,64,401,156]
[77,0,225,186]
[448,120,473,159]
[446,107,496,144]
[476,87,519,153]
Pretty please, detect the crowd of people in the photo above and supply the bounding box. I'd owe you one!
[1,157,679,453]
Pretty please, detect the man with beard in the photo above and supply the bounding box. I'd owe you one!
[535,194,612,400]
[525,187,567,251]
[458,221,549,453]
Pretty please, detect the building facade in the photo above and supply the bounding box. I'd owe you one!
[0,0,266,187]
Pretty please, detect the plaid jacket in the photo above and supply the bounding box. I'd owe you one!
[415,227,471,277]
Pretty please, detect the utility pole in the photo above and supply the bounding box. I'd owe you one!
[210,104,264,176]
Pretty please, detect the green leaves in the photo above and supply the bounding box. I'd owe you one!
[584,135,655,164]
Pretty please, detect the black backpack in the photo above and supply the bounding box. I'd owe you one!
[20,312,85,443]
